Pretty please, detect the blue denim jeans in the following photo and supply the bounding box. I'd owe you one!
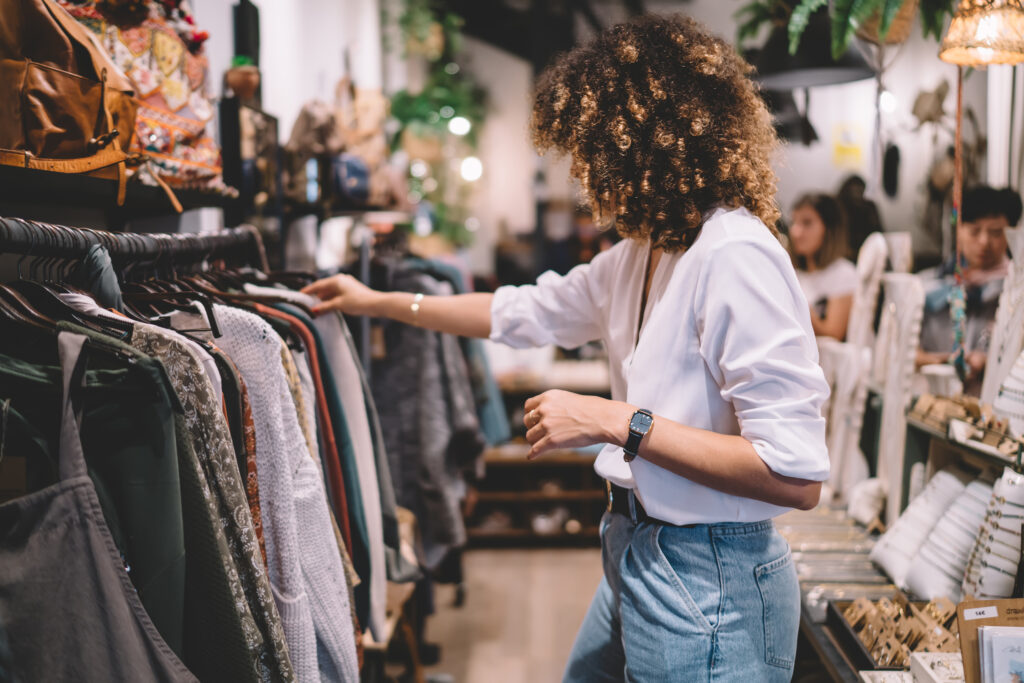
[563,506,800,682]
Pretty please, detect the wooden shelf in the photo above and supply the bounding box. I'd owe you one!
[0,165,236,220]
[905,416,1017,477]
[467,526,600,542]
[476,490,606,503]
[483,445,597,466]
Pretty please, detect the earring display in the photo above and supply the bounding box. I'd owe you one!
[908,651,965,683]
[830,595,959,670]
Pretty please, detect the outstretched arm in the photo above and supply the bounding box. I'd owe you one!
[301,273,494,339]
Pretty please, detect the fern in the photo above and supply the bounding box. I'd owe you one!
[788,0,828,54]
[830,0,883,58]
[919,0,954,40]
[735,1,776,44]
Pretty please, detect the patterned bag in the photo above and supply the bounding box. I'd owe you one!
[58,0,227,192]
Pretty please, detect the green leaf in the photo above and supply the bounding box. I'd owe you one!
[918,0,954,41]
[876,0,904,40]
[734,2,774,44]
[788,0,828,54]
[830,0,881,59]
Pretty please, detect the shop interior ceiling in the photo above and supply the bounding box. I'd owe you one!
[442,0,674,72]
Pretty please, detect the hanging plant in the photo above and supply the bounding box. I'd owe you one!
[736,0,956,59]
[787,0,956,58]
[387,0,487,246]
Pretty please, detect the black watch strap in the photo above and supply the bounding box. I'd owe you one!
[623,408,653,462]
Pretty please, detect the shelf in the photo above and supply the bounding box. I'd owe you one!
[0,165,236,220]
[467,526,600,544]
[476,490,606,503]
[483,445,598,466]
[906,415,1017,472]
[799,605,860,683]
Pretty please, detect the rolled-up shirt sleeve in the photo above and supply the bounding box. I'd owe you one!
[695,238,831,481]
[490,246,616,349]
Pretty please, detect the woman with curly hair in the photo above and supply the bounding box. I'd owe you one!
[303,14,829,681]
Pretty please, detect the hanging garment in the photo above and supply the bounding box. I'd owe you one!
[127,323,294,683]
[211,304,359,683]
[248,301,374,654]
[0,331,196,682]
[406,257,511,446]
[209,348,268,567]
[249,288,386,641]
[366,264,486,570]
[267,302,372,629]
[68,244,126,312]
[59,294,294,683]
[0,322,187,658]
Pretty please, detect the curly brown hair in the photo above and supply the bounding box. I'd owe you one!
[532,14,781,252]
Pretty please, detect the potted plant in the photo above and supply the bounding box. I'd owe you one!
[736,0,956,59]
[225,55,260,101]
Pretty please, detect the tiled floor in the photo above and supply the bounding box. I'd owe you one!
[424,548,603,683]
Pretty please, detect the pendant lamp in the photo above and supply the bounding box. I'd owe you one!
[939,0,1024,66]
[939,0,1024,380]
[752,9,875,89]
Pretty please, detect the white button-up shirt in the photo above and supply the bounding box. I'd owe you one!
[490,207,830,524]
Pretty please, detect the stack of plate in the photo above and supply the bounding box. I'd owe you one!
[869,468,970,587]
[904,479,992,600]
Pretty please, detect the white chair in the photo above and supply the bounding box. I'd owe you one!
[882,231,913,274]
[818,338,872,501]
[847,232,889,350]
[874,273,925,525]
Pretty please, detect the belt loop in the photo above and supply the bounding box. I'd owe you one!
[627,489,638,525]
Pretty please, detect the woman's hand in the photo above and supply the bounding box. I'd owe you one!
[523,390,633,460]
[301,274,384,316]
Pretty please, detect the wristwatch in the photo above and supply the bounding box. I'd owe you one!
[623,408,654,462]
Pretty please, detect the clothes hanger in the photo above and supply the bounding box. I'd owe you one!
[4,221,107,332]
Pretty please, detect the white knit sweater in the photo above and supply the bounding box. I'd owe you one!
[212,304,359,682]
[245,285,388,641]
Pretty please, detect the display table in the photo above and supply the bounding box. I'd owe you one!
[778,508,894,682]
[799,604,861,683]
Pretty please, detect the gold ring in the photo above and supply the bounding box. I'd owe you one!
[529,410,538,426]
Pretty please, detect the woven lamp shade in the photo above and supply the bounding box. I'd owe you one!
[939,0,1024,65]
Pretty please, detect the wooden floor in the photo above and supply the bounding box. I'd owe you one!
[424,548,603,683]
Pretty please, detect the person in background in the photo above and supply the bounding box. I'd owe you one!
[917,186,1024,394]
[837,174,884,257]
[788,193,858,340]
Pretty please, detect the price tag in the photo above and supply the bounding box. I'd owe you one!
[965,606,999,621]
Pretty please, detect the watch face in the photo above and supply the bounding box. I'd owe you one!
[630,412,653,433]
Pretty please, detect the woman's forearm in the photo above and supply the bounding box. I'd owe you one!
[303,273,495,339]
[373,290,494,339]
[600,401,821,510]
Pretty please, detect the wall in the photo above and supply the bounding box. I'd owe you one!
[460,37,537,271]
[193,0,383,141]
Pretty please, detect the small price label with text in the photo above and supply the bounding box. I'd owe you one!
[964,606,999,621]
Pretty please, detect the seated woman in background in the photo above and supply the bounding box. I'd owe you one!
[788,193,858,340]
[917,185,1023,395]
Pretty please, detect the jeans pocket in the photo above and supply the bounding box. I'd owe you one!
[650,525,716,634]
[754,552,800,670]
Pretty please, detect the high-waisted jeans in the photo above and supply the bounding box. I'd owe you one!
[563,504,800,682]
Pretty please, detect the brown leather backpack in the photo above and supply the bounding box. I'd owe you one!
[0,0,138,204]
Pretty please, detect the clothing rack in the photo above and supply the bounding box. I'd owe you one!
[0,217,268,272]
[349,212,412,378]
